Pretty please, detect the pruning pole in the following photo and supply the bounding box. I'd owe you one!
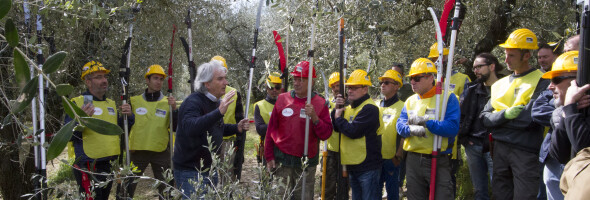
[167,25,177,170]
[320,70,330,200]
[245,0,264,127]
[302,1,318,199]
[428,7,444,200]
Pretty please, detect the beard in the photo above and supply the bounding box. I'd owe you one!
[475,73,490,83]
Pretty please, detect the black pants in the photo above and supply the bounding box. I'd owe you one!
[73,160,114,200]
[125,150,173,200]
[320,150,350,200]
[492,141,541,200]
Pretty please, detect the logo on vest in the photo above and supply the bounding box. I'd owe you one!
[450,84,456,91]
[269,111,272,116]
[135,107,148,115]
[282,108,294,117]
[383,114,393,122]
[107,107,116,115]
[94,107,103,115]
[425,109,435,120]
[155,109,166,118]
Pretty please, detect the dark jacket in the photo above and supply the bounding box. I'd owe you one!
[332,94,382,172]
[531,89,555,163]
[254,95,276,140]
[458,80,491,147]
[481,69,551,153]
[550,104,590,164]
[172,92,239,171]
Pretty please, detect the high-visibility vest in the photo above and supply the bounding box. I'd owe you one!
[491,69,543,112]
[223,86,238,140]
[129,95,170,152]
[72,96,120,159]
[340,98,383,165]
[326,98,341,152]
[403,93,451,154]
[449,72,471,100]
[377,99,404,159]
[255,99,274,142]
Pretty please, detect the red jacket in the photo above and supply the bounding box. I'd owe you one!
[264,91,333,161]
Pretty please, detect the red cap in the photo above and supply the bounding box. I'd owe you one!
[290,61,317,78]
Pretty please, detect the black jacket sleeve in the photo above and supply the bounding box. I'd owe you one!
[235,92,244,122]
[563,104,590,155]
[254,104,267,138]
[332,104,380,139]
[532,89,554,127]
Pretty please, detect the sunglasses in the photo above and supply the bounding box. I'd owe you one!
[269,85,282,90]
[379,81,399,86]
[551,76,576,84]
[410,74,429,82]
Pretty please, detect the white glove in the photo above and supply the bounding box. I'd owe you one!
[409,125,427,138]
[408,115,430,126]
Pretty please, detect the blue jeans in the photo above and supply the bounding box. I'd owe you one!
[464,143,493,200]
[543,157,564,200]
[349,169,381,200]
[173,169,218,199]
[380,159,400,200]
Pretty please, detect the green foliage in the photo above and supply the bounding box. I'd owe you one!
[62,98,89,119]
[5,19,18,47]
[43,51,68,74]
[47,159,75,185]
[13,49,29,88]
[55,84,74,96]
[79,117,124,136]
[47,121,75,161]
[12,76,38,113]
[0,0,10,20]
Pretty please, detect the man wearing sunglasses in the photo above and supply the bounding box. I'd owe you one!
[377,70,405,200]
[333,69,383,199]
[253,74,282,164]
[265,61,333,199]
[481,28,551,199]
[395,58,460,200]
[458,52,503,200]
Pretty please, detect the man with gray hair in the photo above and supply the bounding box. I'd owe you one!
[172,60,249,199]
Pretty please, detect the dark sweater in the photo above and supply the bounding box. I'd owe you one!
[172,92,239,171]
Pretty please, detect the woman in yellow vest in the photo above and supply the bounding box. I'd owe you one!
[395,58,460,200]
[377,70,405,200]
[253,74,282,164]
[125,64,177,199]
[65,61,132,200]
[333,69,383,200]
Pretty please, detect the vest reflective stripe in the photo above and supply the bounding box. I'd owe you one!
[403,94,450,154]
[223,86,238,139]
[72,96,120,159]
[340,98,383,165]
[326,98,340,152]
[491,70,543,112]
[378,100,404,159]
[129,95,170,152]
[450,72,470,100]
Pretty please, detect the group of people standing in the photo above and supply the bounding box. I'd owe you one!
[65,27,590,200]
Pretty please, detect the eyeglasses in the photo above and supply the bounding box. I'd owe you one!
[551,76,576,84]
[269,85,282,90]
[347,86,365,91]
[379,81,399,86]
[472,64,489,71]
[410,74,429,82]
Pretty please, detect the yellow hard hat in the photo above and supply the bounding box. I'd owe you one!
[345,69,372,86]
[499,28,539,50]
[542,51,578,79]
[267,74,282,84]
[144,64,167,79]
[329,72,340,87]
[408,58,437,77]
[379,70,403,87]
[81,61,110,80]
[211,56,228,69]
[428,43,449,58]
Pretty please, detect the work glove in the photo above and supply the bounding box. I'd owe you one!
[407,115,430,126]
[408,125,427,138]
[504,105,525,120]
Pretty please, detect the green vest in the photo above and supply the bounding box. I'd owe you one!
[223,86,238,140]
[326,98,341,152]
[491,69,543,112]
[340,98,383,165]
[129,94,170,152]
[72,96,120,159]
[403,93,450,154]
[377,99,404,159]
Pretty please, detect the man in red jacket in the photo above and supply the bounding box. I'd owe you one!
[265,61,333,199]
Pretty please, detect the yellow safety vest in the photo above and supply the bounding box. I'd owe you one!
[254,99,274,142]
[340,98,383,165]
[403,93,451,154]
[491,70,543,112]
[326,98,341,152]
[449,72,471,100]
[377,99,404,159]
[223,86,238,140]
[129,95,170,152]
[71,96,120,159]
